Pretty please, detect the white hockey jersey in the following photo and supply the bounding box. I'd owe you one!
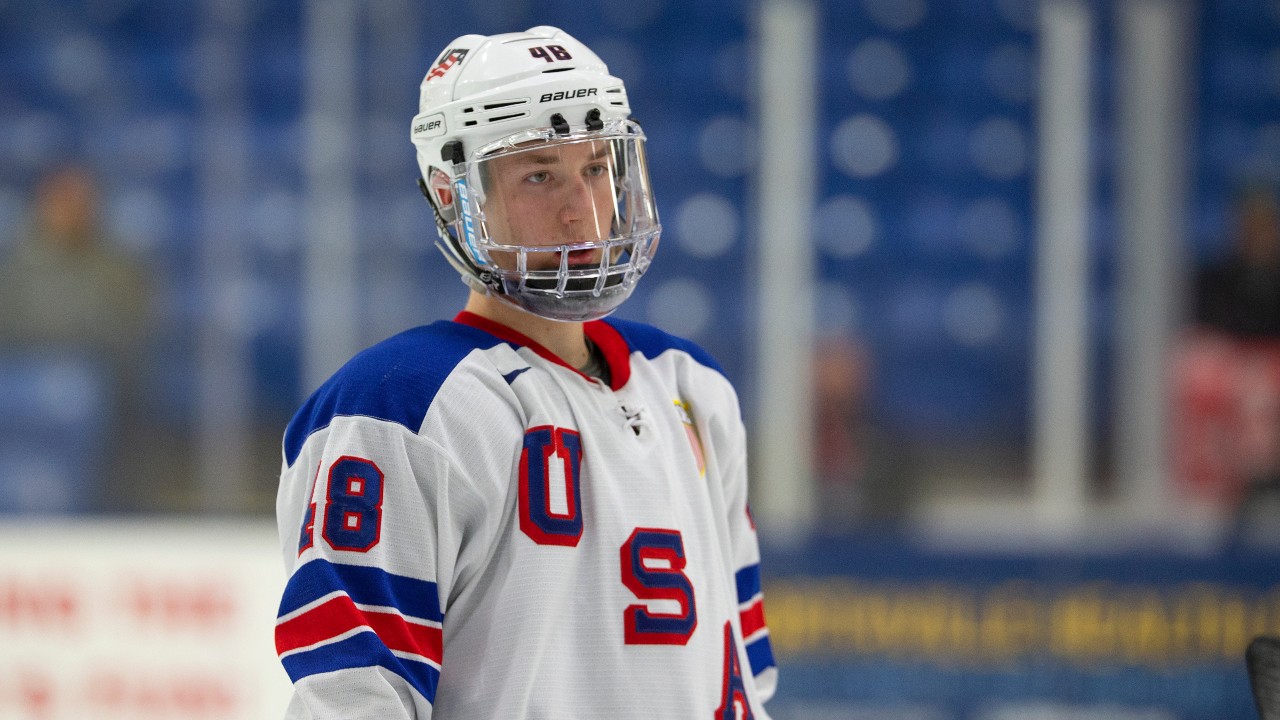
[274,311,777,719]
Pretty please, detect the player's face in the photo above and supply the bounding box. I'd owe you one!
[480,140,618,271]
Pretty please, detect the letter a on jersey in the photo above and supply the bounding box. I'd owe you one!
[716,621,754,720]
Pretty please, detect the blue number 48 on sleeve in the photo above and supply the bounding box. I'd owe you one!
[299,456,385,554]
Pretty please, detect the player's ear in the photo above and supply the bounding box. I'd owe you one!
[419,167,457,225]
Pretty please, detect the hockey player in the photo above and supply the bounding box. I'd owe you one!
[274,26,776,719]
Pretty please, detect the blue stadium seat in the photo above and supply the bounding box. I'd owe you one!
[0,352,110,513]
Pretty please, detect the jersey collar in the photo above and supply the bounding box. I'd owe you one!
[453,311,632,390]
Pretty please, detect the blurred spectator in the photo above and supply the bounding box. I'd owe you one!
[1193,185,1280,337]
[813,336,914,530]
[1172,185,1280,541]
[0,164,155,511]
[0,165,150,355]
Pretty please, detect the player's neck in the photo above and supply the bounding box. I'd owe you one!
[464,291,591,369]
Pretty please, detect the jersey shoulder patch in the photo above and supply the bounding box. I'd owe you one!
[600,317,727,378]
[283,320,506,466]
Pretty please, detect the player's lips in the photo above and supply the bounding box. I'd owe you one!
[560,248,600,265]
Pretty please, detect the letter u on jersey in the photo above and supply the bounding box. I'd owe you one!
[518,426,584,546]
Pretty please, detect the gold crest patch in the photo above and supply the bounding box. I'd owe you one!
[673,399,705,477]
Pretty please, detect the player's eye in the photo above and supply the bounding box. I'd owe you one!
[585,163,609,178]
[525,171,551,185]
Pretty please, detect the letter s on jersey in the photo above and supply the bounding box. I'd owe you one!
[620,528,698,645]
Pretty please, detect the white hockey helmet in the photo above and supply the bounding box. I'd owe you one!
[411,26,661,322]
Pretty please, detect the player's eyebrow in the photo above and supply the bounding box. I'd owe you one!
[511,145,611,166]
[513,153,560,166]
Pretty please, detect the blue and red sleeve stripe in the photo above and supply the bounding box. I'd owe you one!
[275,559,444,703]
[735,563,776,677]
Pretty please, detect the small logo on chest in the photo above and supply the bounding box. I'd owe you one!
[673,399,706,477]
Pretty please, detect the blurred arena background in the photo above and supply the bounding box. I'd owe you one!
[1,0,1279,717]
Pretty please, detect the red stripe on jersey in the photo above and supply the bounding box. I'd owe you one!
[453,311,635,390]
[275,594,443,664]
[454,312,585,379]
[739,598,767,638]
[584,319,632,390]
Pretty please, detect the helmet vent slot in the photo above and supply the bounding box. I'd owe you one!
[483,100,527,110]
[487,112,528,123]
[542,67,574,73]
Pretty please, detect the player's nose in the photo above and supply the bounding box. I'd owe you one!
[557,176,596,225]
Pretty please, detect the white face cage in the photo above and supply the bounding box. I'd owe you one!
[431,118,661,322]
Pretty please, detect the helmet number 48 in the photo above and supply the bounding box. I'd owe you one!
[529,45,573,63]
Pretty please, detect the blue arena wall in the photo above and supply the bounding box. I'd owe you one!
[762,533,1279,719]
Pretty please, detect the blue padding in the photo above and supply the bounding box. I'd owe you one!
[735,563,762,603]
[279,558,443,623]
[281,631,441,703]
[603,317,727,378]
[746,636,777,676]
[282,321,504,467]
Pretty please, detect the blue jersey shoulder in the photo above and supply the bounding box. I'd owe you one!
[283,320,505,467]
[602,317,727,378]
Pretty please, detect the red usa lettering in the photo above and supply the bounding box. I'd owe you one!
[426,48,469,82]
[539,88,598,103]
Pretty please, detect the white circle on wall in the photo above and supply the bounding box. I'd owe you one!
[970,117,1028,179]
[943,283,1003,346]
[647,278,713,338]
[847,38,912,100]
[699,115,757,178]
[251,188,303,254]
[674,194,739,259]
[832,114,899,178]
[49,33,110,99]
[108,187,172,254]
[815,195,877,258]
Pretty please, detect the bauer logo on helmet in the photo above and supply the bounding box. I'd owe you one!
[539,88,598,104]
[412,113,446,139]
